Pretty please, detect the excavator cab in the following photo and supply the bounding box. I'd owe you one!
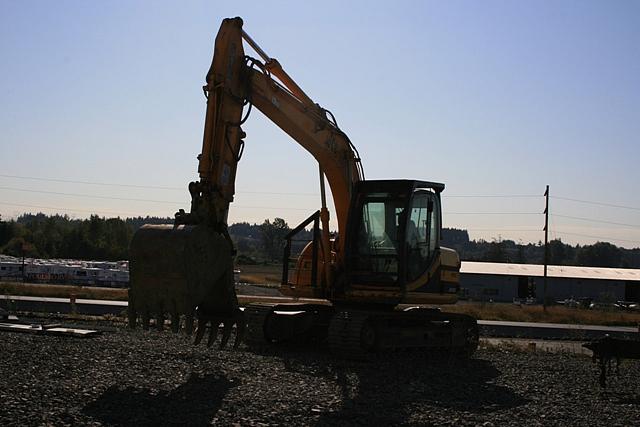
[281,179,460,305]
[341,179,459,305]
[346,180,443,289]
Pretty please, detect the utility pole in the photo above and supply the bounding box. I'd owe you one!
[543,185,549,312]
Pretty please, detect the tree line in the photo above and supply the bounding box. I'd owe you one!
[0,214,172,261]
[0,213,297,263]
[441,228,640,269]
[0,213,638,268]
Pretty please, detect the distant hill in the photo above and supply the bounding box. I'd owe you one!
[441,227,640,268]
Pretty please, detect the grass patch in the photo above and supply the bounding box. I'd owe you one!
[0,281,128,301]
[445,302,640,327]
[237,263,282,285]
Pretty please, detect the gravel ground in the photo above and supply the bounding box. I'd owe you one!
[1,324,639,426]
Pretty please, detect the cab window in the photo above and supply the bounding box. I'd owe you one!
[406,192,439,281]
[352,193,405,284]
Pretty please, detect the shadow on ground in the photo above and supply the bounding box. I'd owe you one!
[83,373,234,426]
[602,391,640,405]
[274,350,528,426]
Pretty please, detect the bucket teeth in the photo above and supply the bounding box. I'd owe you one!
[156,313,165,331]
[190,310,245,350]
[142,311,150,331]
[171,313,180,333]
[128,307,137,329]
[233,313,246,349]
[131,305,245,352]
[207,321,219,347]
[194,320,207,345]
[220,321,233,349]
[185,314,194,336]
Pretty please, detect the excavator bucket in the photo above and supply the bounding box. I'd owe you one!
[128,224,245,348]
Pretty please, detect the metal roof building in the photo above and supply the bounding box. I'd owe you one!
[459,261,640,303]
[461,262,640,282]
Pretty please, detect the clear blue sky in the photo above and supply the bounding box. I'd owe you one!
[1,1,639,248]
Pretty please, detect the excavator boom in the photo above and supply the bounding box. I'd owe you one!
[187,17,362,253]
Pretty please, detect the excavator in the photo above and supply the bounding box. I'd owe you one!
[128,17,478,358]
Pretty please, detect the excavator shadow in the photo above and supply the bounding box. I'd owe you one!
[82,373,235,426]
[277,350,527,425]
[599,390,640,405]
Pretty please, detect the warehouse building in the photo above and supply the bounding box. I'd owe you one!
[459,261,640,303]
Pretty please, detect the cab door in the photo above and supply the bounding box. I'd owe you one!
[404,190,440,284]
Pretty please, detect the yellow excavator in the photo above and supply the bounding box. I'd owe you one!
[128,17,478,357]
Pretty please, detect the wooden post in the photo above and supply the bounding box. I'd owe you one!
[70,293,77,315]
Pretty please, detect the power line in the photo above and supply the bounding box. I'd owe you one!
[446,194,540,198]
[462,228,541,232]
[552,213,640,229]
[3,204,638,246]
[549,209,558,242]
[445,212,541,215]
[552,195,640,212]
[2,174,637,232]
[233,205,311,211]
[239,190,318,196]
[0,201,313,217]
[0,193,316,214]
[554,231,640,246]
[0,186,184,205]
[3,174,638,208]
[0,202,149,217]
[0,174,319,196]
[0,174,184,191]
[0,187,319,211]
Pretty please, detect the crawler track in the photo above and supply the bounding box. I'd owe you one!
[244,303,479,359]
[244,304,273,346]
